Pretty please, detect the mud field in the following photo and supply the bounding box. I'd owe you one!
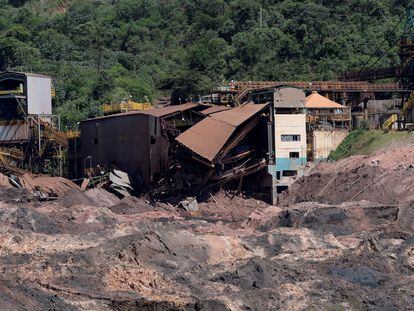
[0,146,413,310]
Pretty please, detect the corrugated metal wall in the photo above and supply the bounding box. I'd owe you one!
[81,114,169,187]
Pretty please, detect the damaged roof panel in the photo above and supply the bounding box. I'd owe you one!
[176,118,234,162]
[176,103,269,162]
[140,103,199,117]
[210,103,269,126]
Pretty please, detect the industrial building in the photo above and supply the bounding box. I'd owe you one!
[172,102,271,199]
[80,103,205,190]
[250,87,308,202]
[305,92,351,162]
[78,87,310,203]
[77,85,380,204]
[0,71,66,175]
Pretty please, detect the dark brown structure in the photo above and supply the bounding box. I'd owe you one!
[80,103,203,188]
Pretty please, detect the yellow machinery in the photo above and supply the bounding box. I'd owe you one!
[42,121,68,149]
[102,100,152,115]
[383,114,399,130]
[383,92,414,130]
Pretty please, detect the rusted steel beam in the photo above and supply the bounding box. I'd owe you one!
[232,81,411,93]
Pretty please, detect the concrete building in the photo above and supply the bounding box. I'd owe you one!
[251,87,308,202]
[272,88,307,194]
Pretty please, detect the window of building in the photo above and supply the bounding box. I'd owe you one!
[289,152,300,158]
[281,134,301,142]
[276,171,281,180]
[283,170,298,177]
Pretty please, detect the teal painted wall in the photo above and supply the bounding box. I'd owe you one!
[275,158,307,172]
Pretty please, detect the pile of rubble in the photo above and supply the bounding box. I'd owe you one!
[0,145,412,310]
[151,103,271,201]
[81,168,135,198]
[0,172,79,200]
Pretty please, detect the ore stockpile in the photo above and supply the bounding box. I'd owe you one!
[0,145,413,311]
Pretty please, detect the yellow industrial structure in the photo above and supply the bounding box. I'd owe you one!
[383,91,414,130]
[102,100,152,115]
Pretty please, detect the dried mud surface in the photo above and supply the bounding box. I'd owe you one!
[0,147,413,310]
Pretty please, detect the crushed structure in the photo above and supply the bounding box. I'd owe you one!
[171,103,270,194]
[78,88,312,203]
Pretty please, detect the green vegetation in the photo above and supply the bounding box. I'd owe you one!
[0,0,410,128]
[329,129,413,160]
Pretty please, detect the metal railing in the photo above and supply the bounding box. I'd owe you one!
[234,81,409,93]
[102,101,152,114]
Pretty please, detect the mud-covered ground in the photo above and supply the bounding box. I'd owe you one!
[0,147,413,310]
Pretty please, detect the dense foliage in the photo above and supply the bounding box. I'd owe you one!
[0,0,410,128]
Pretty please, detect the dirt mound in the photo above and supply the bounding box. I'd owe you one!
[56,189,95,208]
[280,145,414,206]
[260,201,400,236]
[84,188,120,207]
[212,257,304,289]
[109,196,153,214]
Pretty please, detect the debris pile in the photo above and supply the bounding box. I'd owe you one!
[151,103,271,200]
[0,144,412,310]
[0,172,79,199]
[81,168,135,198]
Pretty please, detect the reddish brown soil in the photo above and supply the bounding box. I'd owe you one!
[0,146,413,310]
[280,146,414,206]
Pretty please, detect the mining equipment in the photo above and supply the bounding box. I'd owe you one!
[0,71,67,175]
[340,9,414,129]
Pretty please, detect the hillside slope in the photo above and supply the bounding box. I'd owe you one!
[329,129,414,160]
[1,0,408,128]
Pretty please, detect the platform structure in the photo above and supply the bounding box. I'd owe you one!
[230,81,412,107]
[0,71,67,175]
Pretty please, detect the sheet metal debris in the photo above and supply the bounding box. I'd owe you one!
[176,103,269,163]
[82,167,135,198]
[178,197,198,212]
[0,172,80,199]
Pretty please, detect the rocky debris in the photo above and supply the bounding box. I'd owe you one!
[0,146,413,310]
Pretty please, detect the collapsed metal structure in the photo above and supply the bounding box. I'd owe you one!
[164,103,271,198]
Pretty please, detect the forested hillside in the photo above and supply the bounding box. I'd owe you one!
[0,0,409,128]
